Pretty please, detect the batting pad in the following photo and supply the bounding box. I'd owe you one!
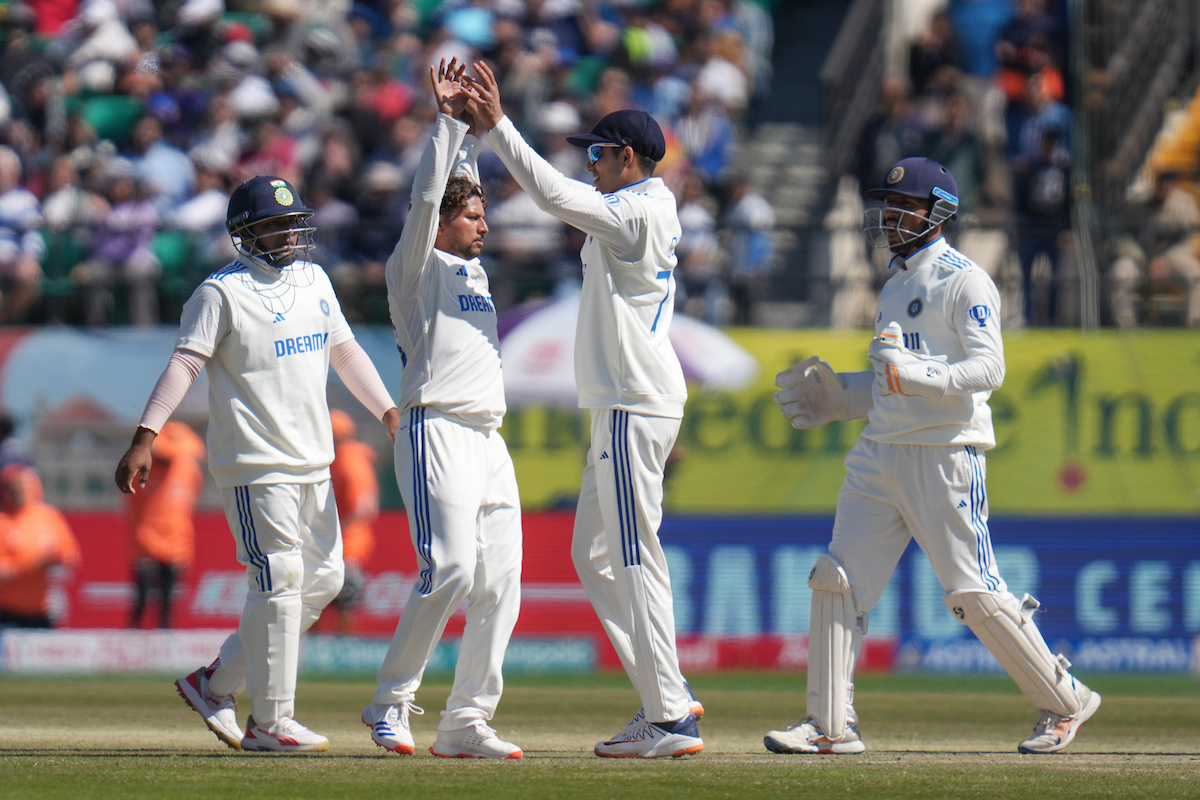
[945,590,1083,716]
[806,554,858,740]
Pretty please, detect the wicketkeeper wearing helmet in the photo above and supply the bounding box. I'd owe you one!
[766,157,1099,755]
[116,175,400,753]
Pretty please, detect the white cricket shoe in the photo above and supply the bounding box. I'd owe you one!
[430,720,522,759]
[594,712,704,758]
[1018,686,1102,754]
[362,701,424,754]
[763,717,866,754]
[241,716,329,752]
[175,661,242,751]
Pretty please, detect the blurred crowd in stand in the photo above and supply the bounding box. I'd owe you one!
[0,0,1193,332]
[0,0,776,328]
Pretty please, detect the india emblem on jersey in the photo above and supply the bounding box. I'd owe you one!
[319,299,330,316]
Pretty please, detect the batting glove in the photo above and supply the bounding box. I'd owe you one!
[774,355,849,428]
[867,341,949,401]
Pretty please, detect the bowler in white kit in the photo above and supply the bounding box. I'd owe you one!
[360,60,524,760]
[767,157,1100,755]
[116,175,399,752]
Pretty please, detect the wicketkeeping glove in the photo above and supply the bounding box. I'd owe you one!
[774,355,849,428]
[867,323,949,401]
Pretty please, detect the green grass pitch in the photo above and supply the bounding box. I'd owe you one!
[2,671,1198,800]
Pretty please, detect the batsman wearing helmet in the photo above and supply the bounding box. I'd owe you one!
[116,175,399,752]
[767,157,1099,755]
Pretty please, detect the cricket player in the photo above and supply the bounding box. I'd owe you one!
[361,59,524,760]
[464,62,702,758]
[767,157,1100,755]
[116,175,399,752]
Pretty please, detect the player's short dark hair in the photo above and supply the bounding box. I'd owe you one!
[635,152,657,177]
[440,176,487,218]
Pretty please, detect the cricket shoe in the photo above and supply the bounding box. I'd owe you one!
[430,720,522,759]
[763,717,866,754]
[175,661,242,750]
[1017,686,1102,754]
[594,712,703,758]
[361,701,423,754]
[241,716,329,752]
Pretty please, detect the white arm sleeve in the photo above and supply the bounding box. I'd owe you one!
[386,113,470,300]
[946,270,1006,394]
[485,116,642,255]
[137,349,208,433]
[329,339,396,421]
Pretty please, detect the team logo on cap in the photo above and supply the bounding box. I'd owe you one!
[887,166,905,185]
[275,186,294,206]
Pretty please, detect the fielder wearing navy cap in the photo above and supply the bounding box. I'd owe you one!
[566,109,667,162]
[862,157,960,257]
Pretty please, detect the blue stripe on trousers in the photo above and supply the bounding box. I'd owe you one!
[236,485,270,593]
[409,408,434,595]
[612,410,641,567]
[966,446,999,591]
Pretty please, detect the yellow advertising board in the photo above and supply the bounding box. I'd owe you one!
[501,330,1200,514]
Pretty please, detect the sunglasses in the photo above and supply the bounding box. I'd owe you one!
[586,144,622,164]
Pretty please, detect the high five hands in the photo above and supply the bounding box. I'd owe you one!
[428,58,506,137]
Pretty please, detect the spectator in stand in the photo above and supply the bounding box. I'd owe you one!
[923,92,989,221]
[165,146,236,272]
[345,160,407,296]
[946,0,1015,151]
[994,0,1065,111]
[126,420,205,629]
[1011,126,1071,325]
[0,144,45,322]
[721,172,775,326]
[675,170,725,324]
[909,9,965,98]
[0,464,80,628]
[129,113,196,217]
[42,153,105,233]
[322,409,380,633]
[1138,170,1200,327]
[73,156,160,326]
[676,82,737,188]
[856,76,926,199]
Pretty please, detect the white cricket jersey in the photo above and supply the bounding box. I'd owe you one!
[862,236,1005,448]
[175,257,355,488]
[486,116,687,419]
[386,114,506,430]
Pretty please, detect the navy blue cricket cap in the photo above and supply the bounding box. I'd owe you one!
[566,109,667,163]
[866,157,958,206]
[226,176,313,234]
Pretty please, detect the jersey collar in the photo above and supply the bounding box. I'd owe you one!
[889,235,948,271]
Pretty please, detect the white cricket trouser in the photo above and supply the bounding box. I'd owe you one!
[829,438,1006,613]
[208,481,344,727]
[572,409,689,723]
[373,408,523,731]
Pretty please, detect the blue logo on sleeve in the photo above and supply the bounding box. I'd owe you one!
[969,305,991,327]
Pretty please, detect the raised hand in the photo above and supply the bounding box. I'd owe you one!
[430,57,469,119]
[462,60,504,133]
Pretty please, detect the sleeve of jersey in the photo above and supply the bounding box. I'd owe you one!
[137,349,207,434]
[485,116,641,253]
[329,339,397,421]
[174,282,229,358]
[386,114,469,299]
[946,269,1006,395]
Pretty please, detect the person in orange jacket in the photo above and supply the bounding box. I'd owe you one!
[324,408,379,632]
[125,421,206,628]
[0,464,81,627]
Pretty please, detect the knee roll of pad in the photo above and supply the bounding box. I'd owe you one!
[944,590,1082,716]
[807,554,858,740]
